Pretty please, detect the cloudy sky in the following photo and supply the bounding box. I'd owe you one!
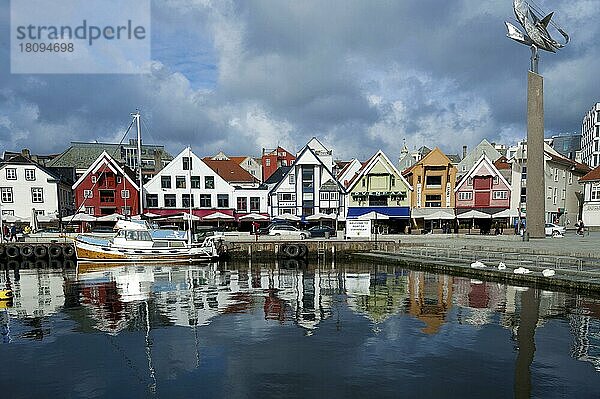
[1,0,599,161]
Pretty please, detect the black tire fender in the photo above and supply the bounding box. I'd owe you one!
[34,245,48,258]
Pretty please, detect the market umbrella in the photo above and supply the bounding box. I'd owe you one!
[238,213,269,221]
[306,212,337,221]
[96,213,126,222]
[274,213,301,222]
[423,210,456,220]
[456,210,492,219]
[492,209,520,218]
[203,211,235,227]
[2,214,21,223]
[31,208,39,232]
[67,212,98,222]
[357,211,389,220]
[143,212,162,218]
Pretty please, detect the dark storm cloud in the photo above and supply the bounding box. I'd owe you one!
[1,0,598,160]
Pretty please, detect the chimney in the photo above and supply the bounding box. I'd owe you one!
[154,149,162,172]
[21,148,31,159]
[462,145,467,159]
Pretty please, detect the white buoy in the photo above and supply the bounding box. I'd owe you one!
[498,262,506,270]
[513,267,531,275]
[542,269,556,277]
[470,261,486,268]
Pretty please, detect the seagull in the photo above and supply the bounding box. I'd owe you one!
[471,261,486,269]
[514,267,532,274]
[542,269,556,277]
[498,262,507,270]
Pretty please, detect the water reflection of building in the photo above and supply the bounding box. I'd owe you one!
[407,272,452,334]
[570,298,600,372]
[1,269,68,320]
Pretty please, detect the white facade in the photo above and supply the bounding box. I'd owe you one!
[582,181,600,227]
[144,148,234,211]
[270,142,345,220]
[233,187,269,215]
[581,102,600,168]
[0,157,73,219]
[508,142,587,226]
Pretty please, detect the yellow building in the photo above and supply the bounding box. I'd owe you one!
[402,147,457,231]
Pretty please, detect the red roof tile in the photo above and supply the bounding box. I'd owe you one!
[202,158,258,183]
[580,165,600,182]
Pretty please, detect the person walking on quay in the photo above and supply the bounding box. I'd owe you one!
[576,219,585,236]
[9,224,17,242]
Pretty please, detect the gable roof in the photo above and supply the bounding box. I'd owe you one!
[402,147,455,176]
[202,158,259,184]
[580,165,600,182]
[346,150,413,192]
[269,145,344,195]
[493,156,511,170]
[72,151,139,190]
[455,154,509,192]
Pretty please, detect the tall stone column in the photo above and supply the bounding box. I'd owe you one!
[526,71,545,238]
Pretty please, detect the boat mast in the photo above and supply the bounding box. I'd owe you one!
[188,146,193,246]
[133,111,144,216]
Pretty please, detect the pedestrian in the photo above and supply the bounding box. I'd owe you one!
[577,219,585,236]
[9,224,17,242]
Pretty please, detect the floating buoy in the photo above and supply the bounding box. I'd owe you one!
[470,261,486,268]
[0,289,13,300]
[513,267,532,275]
[498,262,507,270]
[542,269,556,277]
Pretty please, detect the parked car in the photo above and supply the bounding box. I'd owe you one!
[267,225,311,239]
[545,223,565,236]
[307,225,337,238]
[258,221,290,235]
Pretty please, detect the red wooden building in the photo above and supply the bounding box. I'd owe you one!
[455,154,511,212]
[261,146,296,181]
[72,151,140,216]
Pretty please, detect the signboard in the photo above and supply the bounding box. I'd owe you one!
[416,184,422,208]
[346,219,372,239]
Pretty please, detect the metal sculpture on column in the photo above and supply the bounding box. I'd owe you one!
[505,0,569,238]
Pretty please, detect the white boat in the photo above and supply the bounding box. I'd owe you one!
[74,220,220,262]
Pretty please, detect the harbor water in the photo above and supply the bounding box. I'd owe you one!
[1,260,599,398]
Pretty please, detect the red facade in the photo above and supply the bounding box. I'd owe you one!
[262,146,295,181]
[74,157,140,216]
[455,159,510,210]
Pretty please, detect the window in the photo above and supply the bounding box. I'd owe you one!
[161,176,171,189]
[282,160,287,166]
[250,197,260,212]
[467,177,473,186]
[191,176,201,189]
[200,194,211,207]
[84,190,93,199]
[121,189,130,199]
[205,176,215,189]
[176,176,186,189]
[553,188,558,205]
[493,175,499,184]
[85,206,94,215]
[117,176,122,184]
[1,210,14,216]
[5,168,16,180]
[425,194,442,207]
[320,192,329,200]
[458,192,472,201]
[369,195,388,207]
[100,190,115,203]
[25,169,35,181]
[520,187,526,204]
[91,175,97,183]
[390,175,395,187]
[568,172,573,184]
[183,157,192,170]
[362,179,366,187]
[237,197,247,212]
[265,159,271,167]
[426,175,442,188]
[146,194,158,207]
[164,194,176,207]
[217,194,229,208]
[492,191,508,200]
[31,187,44,203]
[521,166,527,180]
[554,169,559,182]
[278,193,295,202]
[591,184,600,201]
[1,187,13,203]
[182,194,194,208]
[121,206,131,216]
[289,174,295,184]
[547,187,553,199]
[330,192,338,200]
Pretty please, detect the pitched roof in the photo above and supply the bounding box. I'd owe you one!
[580,165,600,182]
[402,147,455,176]
[48,141,173,169]
[72,151,139,190]
[0,154,73,184]
[446,154,462,164]
[264,166,291,185]
[346,150,412,192]
[202,158,259,183]
[493,156,511,170]
[455,154,509,192]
